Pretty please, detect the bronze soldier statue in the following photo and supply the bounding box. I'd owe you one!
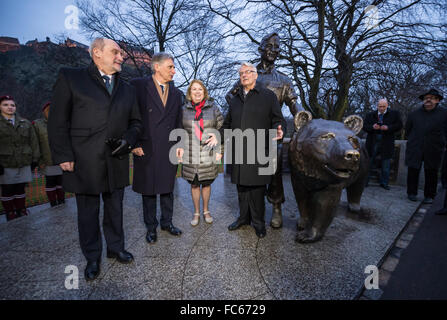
[226,32,302,228]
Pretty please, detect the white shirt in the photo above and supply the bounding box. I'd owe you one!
[98,69,114,85]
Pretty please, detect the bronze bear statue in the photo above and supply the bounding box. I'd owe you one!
[288,111,369,243]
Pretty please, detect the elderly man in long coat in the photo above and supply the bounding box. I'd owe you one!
[406,88,447,203]
[130,53,184,244]
[48,38,142,281]
[221,62,285,238]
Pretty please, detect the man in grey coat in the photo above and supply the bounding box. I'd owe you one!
[405,88,447,203]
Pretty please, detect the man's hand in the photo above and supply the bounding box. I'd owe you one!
[216,153,223,162]
[176,148,184,163]
[273,125,284,141]
[205,133,218,148]
[132,147,145,157]
[373,123,381,130]
[380,125,389,131]
[60,162,74,172]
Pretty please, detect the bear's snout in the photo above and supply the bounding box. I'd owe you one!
[344,150,360,162]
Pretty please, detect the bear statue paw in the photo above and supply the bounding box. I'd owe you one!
[295,231,321,243]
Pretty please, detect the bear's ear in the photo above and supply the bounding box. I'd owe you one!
[294,111,312,131]
[343,115,363,135]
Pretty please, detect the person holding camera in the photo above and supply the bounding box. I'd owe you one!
[0,95,40,221]
[363,98,402,190]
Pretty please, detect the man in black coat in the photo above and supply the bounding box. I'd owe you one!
[363,98,403,190]
[405,88,447,203]
[221,62,285,238]
[130,53,184,244]
[48,38,142,281]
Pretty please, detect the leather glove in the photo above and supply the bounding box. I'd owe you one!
[106,138,132,158]
[0,164,4,175]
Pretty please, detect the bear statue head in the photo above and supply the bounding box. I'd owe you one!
[291,111,364,182]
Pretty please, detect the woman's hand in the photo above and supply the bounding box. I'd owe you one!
[205,133,218,148]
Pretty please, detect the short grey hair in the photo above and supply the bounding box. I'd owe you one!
[89,38,106,58]
[238,62,257,73]
[377,98,389,105]
[151,52,174,73]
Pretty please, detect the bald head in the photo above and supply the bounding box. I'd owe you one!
[90,38,124,75]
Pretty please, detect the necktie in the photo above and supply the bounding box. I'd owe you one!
[378,113,384,123]
[102,75,112,94]
[7,119,13,125]
[160,84,165,94]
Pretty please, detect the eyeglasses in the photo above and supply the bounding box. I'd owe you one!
[239,70,256,76]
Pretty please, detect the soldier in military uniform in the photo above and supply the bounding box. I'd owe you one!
[226,33,301,228]
[0,95,40,221]
[33,102,65,207]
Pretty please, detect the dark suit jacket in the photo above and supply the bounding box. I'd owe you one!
[130,77,183,195]
[221,83,285,186]
[48,62,142,194]
[363,109,402,160]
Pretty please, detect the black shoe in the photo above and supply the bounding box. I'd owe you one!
[58,199,65,205]
[84,260,100,281]
[255,229,266,238]
[408,194,418,202]
[435,208,447,215]
[50,201,58,207]
[106,250,134,264]
[146,230,157,244]
[423,197,434,204]
[380,184,390,190]
[161,224,182,236]
[228,220,249,231]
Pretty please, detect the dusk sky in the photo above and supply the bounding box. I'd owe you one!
[0,0,91,45]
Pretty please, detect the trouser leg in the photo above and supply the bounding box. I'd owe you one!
[102,188,125,253]
[236,185,251,224]
[381,158,391,186]
[160,192,174,228]
[424,168,438,199]
[247,185,267,232]
[407,167,420,196]
[142,194,157,232]
[75,193,102,262]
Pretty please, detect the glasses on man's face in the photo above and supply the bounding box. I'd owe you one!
[239,70,256,76]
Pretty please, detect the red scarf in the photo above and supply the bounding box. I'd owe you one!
[193,100,206,141]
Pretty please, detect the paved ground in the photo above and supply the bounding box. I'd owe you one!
[0,174,419,300]
[380,189,447,300]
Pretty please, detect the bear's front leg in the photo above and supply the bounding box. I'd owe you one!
[295,187,342,243]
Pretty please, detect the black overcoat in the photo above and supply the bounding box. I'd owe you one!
[130,77,183,195]
[405,105,447,169]
[221,83,285,186]
[363,109,403,159]
[48,63,142,194]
